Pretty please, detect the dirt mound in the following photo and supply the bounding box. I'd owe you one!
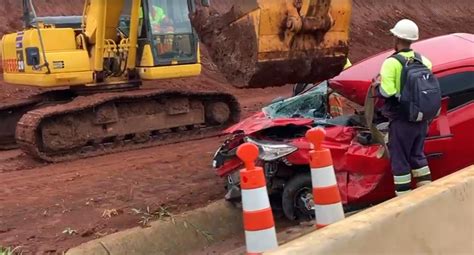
[348,0,474,61]
[0,0,83,36]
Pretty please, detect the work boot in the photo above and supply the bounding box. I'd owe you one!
[394,173,412,196]
[412,166,432,187]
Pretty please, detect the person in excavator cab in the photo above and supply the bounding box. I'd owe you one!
[149,1,174,54]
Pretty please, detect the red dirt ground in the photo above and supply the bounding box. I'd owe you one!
[0,0,473,253]
[0,86,290,254]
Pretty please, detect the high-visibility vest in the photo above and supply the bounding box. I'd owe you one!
[329,93,344,117]
[379,50,432,97]
[344,58,352,69]
[150,6,166,26]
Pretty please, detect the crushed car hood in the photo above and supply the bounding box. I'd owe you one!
[224,112,313,135]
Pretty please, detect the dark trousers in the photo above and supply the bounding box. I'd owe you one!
[388,119,429,176]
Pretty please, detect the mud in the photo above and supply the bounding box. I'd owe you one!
[190,2,260,88]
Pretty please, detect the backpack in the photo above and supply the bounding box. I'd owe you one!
[392,52,441,122]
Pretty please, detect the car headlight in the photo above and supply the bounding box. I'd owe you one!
[244,137,297,161]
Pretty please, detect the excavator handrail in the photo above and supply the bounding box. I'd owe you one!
[25,0,52,74]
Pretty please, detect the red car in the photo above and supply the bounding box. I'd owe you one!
[212,33,474,220]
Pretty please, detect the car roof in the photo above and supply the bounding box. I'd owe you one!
[334,33,474,82]
[330,33,474,105]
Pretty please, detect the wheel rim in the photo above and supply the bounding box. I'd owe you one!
[293,186,314,219]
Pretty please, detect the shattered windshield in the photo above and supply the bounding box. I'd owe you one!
[263,81,329,119]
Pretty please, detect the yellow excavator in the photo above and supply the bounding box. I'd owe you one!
[0,0,351,162]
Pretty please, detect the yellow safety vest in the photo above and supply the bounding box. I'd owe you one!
[344,58,352,70]
[380,50,432,97]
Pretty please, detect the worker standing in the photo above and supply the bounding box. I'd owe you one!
[377,19,440,196]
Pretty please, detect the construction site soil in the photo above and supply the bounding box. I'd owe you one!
[0,0,473,253]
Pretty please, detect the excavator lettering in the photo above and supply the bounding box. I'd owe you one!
[0,0,352,162]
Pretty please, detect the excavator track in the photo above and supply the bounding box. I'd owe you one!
[0,96,45,150]
[16,90,240,162]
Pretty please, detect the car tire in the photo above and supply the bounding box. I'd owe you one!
[282,173,315,221]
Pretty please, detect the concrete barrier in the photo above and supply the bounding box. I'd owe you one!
[67,200,242,255]
[268,165,474,255]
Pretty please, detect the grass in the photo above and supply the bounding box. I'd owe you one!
[131,206,214,242]
[131,206,172,227]
[62,227,78,236]
[0,246,22,255]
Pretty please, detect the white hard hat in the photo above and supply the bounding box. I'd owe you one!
[390,19,419,41]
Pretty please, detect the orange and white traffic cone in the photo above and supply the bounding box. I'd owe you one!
[306,127,345,229]
[237,143,278,254]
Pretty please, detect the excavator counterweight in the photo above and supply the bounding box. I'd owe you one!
[191,0,352,88]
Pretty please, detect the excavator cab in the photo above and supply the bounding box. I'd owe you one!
[135,0,201,79]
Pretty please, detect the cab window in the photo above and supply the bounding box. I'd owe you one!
[146,0,197,64]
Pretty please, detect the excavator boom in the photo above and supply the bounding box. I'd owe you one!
[191,0,352,88]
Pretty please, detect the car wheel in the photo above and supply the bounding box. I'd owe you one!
[282,173,315,221]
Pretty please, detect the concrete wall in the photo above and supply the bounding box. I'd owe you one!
[67,200,242,255]
[269,165,474,255]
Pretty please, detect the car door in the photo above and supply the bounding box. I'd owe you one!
[425,67,474,179]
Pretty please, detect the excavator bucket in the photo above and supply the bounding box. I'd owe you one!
[191,0,352,88]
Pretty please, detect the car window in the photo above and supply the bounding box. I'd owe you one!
[263,81,329,119]
[438,71,474,110]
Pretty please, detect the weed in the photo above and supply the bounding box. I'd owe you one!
[102,209,119,218]
[131,206,214,242]
[62,227,78,235]
[132,206,174,227]
[183,221,214,242]
[0,246,22,255]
